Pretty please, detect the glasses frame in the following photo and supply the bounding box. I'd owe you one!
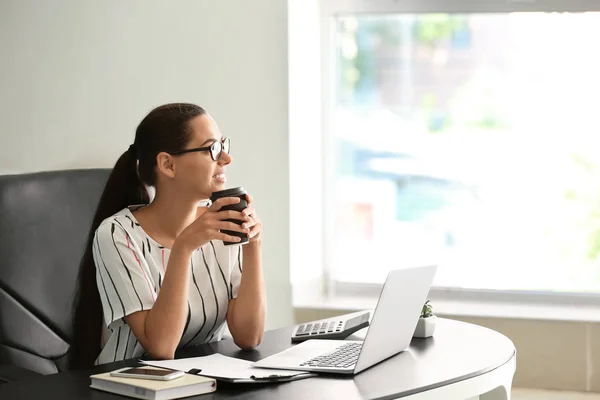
[170,137,231,161]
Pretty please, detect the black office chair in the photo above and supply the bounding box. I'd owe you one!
[0,169,110,383]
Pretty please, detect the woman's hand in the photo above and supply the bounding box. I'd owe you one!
[241,194,262,243]
[175,197,248,252]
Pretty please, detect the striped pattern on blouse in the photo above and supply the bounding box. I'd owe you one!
[92,206,243,365]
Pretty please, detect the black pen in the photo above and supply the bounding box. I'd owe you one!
[187,368,203,375]
[250,374,288,381]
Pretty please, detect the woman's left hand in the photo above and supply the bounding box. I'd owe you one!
[242,194,262,243]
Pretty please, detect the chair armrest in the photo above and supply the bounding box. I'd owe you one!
[0,364,43,384]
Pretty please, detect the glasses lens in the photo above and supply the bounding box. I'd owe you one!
[222,137,231,154]
[210,141,222,161]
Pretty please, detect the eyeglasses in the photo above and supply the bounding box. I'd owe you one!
[170,137,231,161]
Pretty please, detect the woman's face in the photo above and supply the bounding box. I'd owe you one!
[171,114,232,199]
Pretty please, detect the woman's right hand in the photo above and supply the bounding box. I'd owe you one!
[174,197,249,253]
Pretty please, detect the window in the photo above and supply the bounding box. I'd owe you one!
[321,1,600,295]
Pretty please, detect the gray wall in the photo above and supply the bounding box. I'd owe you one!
[0,0,292,330]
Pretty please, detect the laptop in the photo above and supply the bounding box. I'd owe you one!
[252,265,437,375]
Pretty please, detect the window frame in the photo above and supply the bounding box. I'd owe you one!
[319,0,600,306]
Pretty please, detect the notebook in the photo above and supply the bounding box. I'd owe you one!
[142,353,316,383]
[90,366,216,400]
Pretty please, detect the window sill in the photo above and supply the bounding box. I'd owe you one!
[293,288,600,323]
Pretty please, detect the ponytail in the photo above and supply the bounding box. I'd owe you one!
[69,147,149,369]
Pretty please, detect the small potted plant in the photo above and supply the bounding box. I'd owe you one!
[413,300,436,338]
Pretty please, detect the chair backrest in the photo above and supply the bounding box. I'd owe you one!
[0,169,110,374]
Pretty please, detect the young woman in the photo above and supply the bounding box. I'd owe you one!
[69,103,265,368]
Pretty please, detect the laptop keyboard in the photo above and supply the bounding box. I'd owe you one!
[299,342,362,369]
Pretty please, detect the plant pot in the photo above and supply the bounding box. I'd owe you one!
[413,315,436,338]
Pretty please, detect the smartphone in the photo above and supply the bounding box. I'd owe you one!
[110,366,185,381]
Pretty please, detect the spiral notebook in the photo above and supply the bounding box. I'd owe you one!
[141,353,315,383]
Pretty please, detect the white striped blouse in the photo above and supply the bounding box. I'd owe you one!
[92,206,243,365]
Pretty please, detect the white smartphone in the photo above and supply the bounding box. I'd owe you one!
[110,366,185,381]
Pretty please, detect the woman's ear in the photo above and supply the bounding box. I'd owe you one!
[155,152,176,179]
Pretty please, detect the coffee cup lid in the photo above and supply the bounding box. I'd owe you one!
[210,187,246,200]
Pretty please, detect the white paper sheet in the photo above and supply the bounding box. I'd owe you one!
[141,354,314,382]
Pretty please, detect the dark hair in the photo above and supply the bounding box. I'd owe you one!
[68,103,206,369]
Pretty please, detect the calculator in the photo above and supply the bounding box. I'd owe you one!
[291,311,370,342]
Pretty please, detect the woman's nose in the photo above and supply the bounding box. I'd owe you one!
[218,151,232,165]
